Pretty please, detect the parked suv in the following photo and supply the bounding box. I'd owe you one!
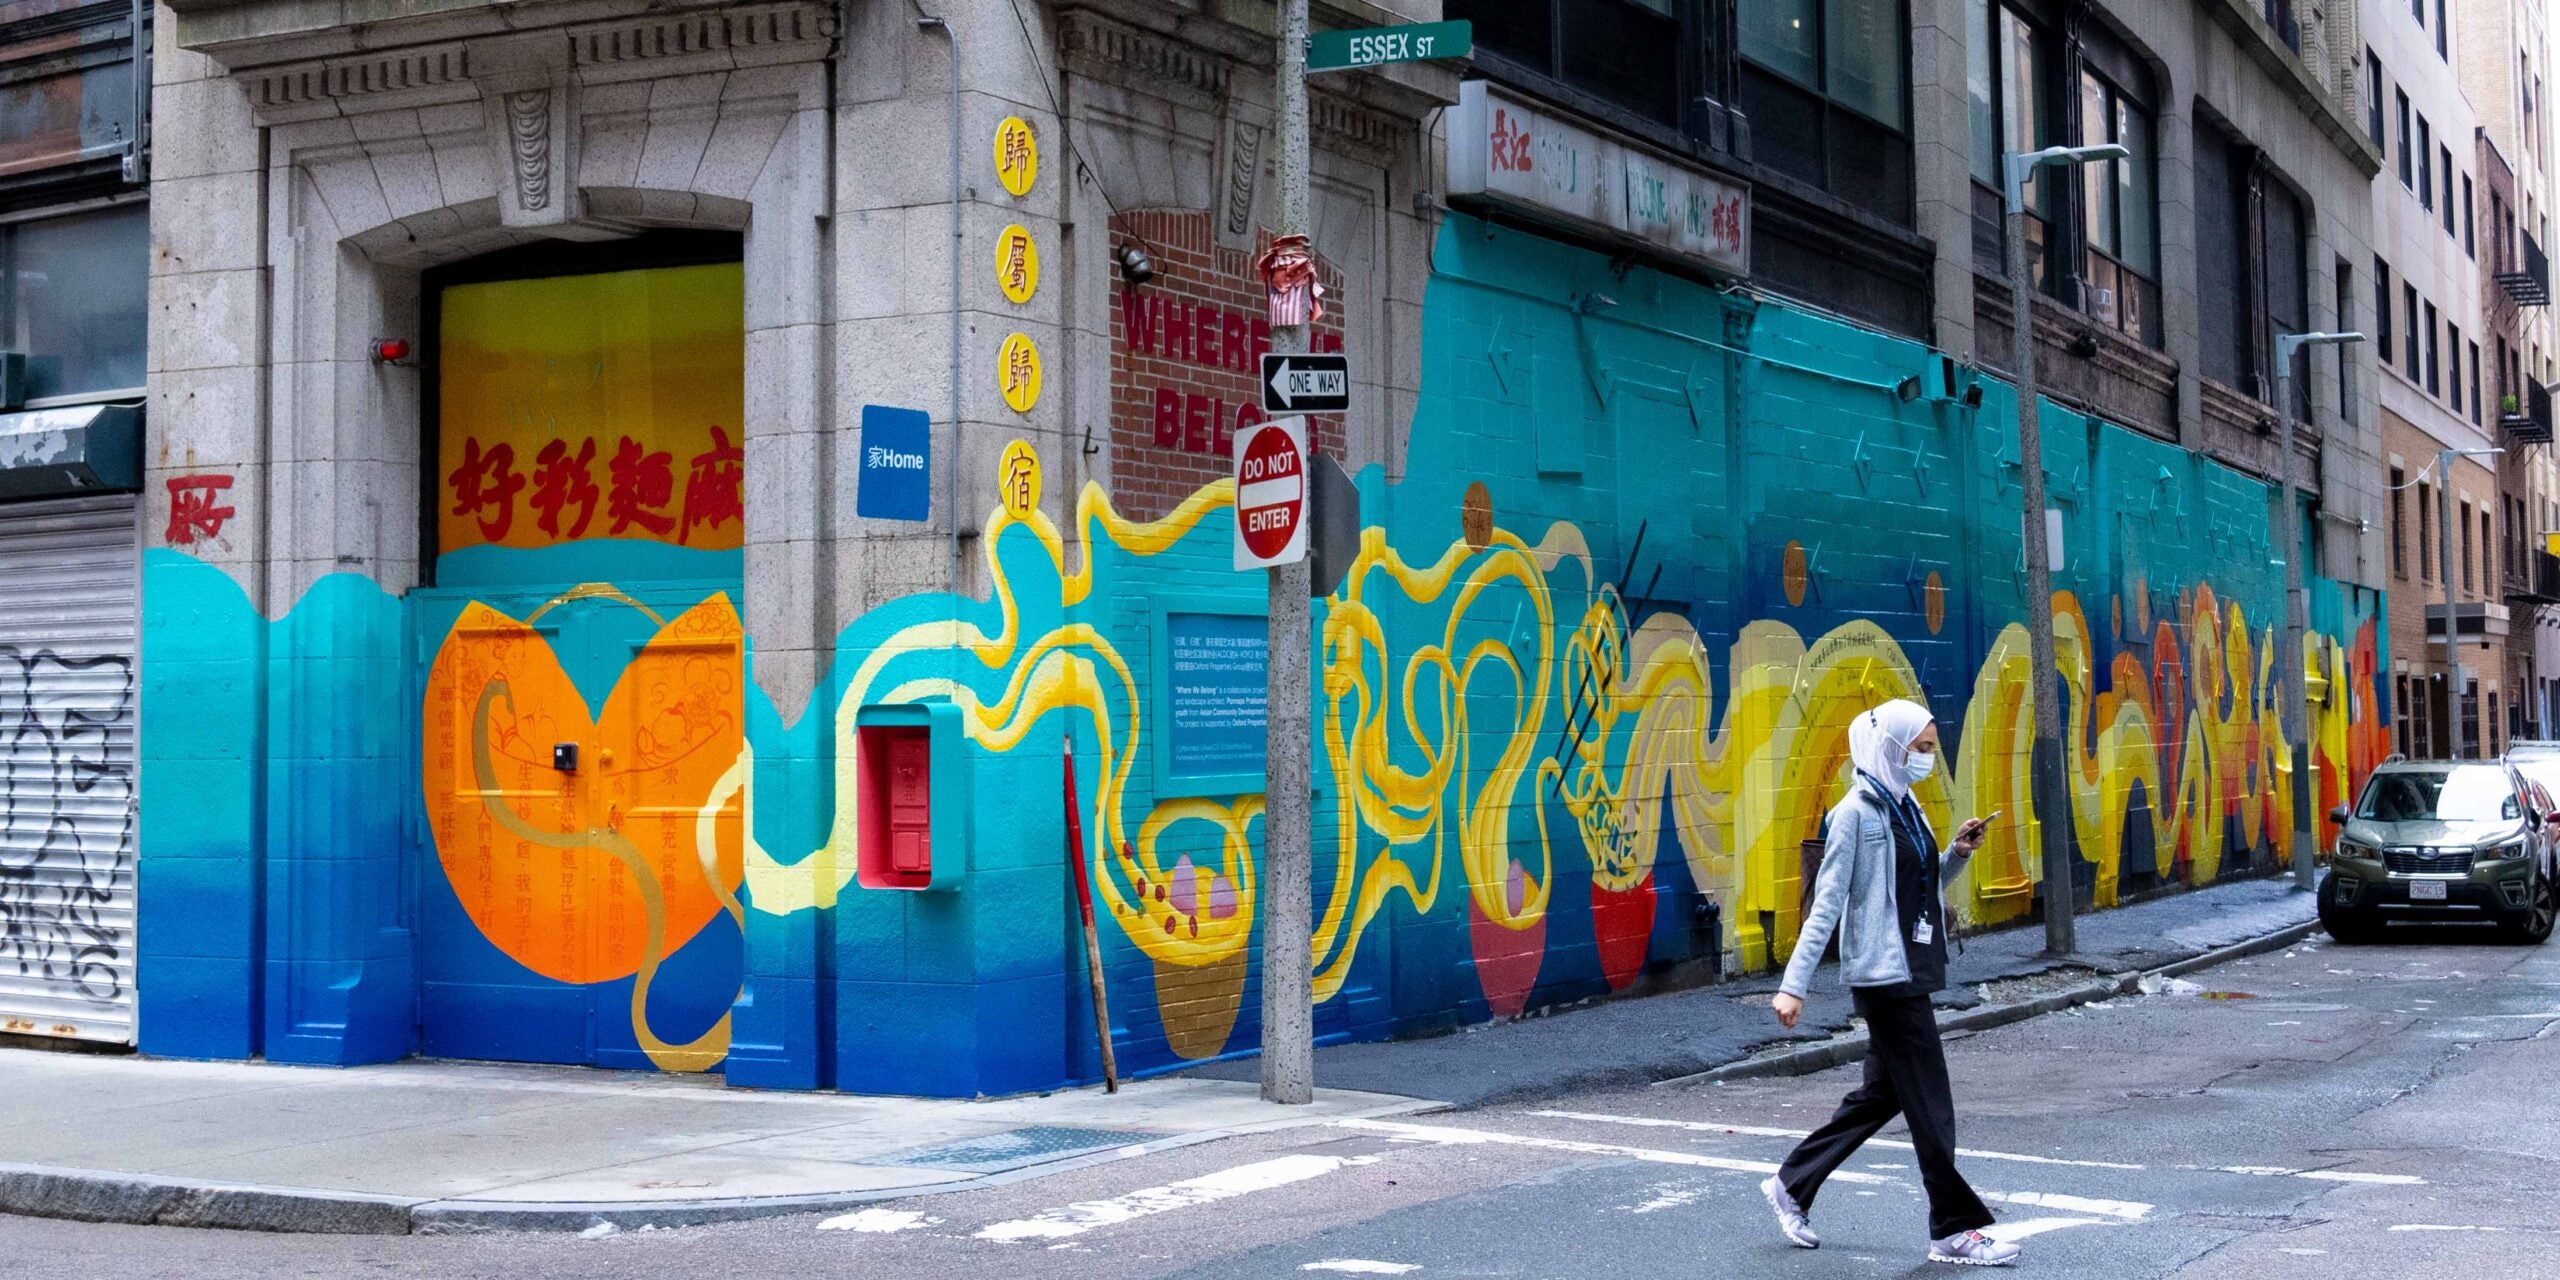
[2322,758,2560,944]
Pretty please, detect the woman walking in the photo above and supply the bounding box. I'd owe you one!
[1759,698,2018,1267]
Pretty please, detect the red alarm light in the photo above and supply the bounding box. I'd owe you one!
[371,338,412,363]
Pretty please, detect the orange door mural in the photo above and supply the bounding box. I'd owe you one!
[417,588,745,1071]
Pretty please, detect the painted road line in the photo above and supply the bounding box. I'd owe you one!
[1300,1262,1421,1274]
[818,1208,938,1233]
[2201,1165,2428,1185]
[1982,1190,2153,1221]
[1984,1216,2118,1242]
[1529,1110,2147,1171]
[974,1154,1376,1243]
[1333,1118,1895,1184]
[2389,1224,2506,1232]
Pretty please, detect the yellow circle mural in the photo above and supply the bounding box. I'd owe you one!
[998,440,1042,520]
[997,332,1043,414]
[995,224,1041,305]
[1782,540,1809,607]
[994,115,1039,197]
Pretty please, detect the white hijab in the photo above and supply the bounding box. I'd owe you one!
[1848,698,1936,802]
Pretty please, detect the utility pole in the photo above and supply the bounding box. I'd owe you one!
[2273,331,2363,891]
[1260,0,1314,1107]
[2002,142,2122,958]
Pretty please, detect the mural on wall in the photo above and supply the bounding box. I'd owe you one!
[137,214,2391,1093]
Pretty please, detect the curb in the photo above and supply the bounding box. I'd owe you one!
[0,1098,1452,1237]
[1654,917,2322,1087]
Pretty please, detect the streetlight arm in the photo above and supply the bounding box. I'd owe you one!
[2002,143,2132,214]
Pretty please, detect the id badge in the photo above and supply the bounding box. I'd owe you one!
[1912,918,1934,946]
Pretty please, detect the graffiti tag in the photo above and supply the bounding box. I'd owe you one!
[0,646,135,1004]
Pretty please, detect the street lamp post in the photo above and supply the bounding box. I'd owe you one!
[2436,447,2508,764]
[2002,142,2126,958]
[2273,330,2364,892]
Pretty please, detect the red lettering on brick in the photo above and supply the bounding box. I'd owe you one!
[1121,290,1159,355]
[1154,387,1181,447]
[1184,393,1213,453]
[1224,311,1248,373]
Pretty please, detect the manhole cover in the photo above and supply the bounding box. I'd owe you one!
[875,1126,1164,1174]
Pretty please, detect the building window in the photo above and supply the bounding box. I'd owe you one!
[2398,90,2414,188]
[2463,497,2475,591]
[2471,340,2483,425]
[2405,283,2421,381]
[1968,0,2062,291]
[2464,176,2476,257]
[2484,505,2496,592]
[2421,482,2435,580]
[2426,299,2441,396]
[2367,51,2386,146]
[2441,147,2455,233]
[2450,321,2464,413]
[2336,258,2355,418]
[2419,115,2434,210]
[0,204,148,404]
[2375,257,2394,367]
[2437,0,2450,58]
[1455,0,1686,134]
[1742,0,1915,224]
[2391,465,2408,578]
[2078,67,2159,345]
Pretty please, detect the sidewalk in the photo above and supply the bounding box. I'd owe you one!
[0,875,2310,1235]
[0,1054,1425,1234]
[1180,873,2318,1107]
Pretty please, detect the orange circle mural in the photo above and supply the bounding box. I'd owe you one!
[1782,541,1809,607]
[1924,571,1947,634]
[421,595,745,986]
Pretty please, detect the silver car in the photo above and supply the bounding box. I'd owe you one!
[2322,759,2560,944]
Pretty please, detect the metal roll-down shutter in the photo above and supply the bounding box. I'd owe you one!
[0,495,139,1044]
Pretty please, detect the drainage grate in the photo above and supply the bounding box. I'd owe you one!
[874,1126,1166,1174]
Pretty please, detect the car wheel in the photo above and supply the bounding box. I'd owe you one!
[2319,873,2378,945]
[2503,870,2558,945]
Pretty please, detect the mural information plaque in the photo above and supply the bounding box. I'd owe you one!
[1165,611,1268,783]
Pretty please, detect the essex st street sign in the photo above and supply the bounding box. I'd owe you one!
[1307,20,1471,73]
[1261,352,1351,413]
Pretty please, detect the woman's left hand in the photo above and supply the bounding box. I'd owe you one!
[1951,817,1988,855]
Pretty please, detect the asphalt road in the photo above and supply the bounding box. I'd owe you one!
[13,923,2560,1278]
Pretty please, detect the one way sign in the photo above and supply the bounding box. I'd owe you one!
[1261,353,1351,413]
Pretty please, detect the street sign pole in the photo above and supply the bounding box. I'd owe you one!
[1261,0,1315,1107]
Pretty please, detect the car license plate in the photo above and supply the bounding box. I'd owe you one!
[2410,879,2448,901]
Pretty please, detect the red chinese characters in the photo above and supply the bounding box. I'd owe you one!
[448,438,527,541]
[679,426,744,545]
[607,437,677,537]
[164,474,236,546]
[531,438,600,539]
[1489,106,1533,173]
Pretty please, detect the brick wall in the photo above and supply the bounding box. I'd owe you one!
[1108,211,1346,519]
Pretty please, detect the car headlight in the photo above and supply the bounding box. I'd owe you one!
[2482,838,2532,862]
[2337,838,2381,861]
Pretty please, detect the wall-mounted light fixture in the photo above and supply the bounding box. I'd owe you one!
[1114,242,1156,288]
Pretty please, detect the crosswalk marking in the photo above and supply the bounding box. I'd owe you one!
[1983,1190,2152,1221]
[974,1153,1377,1243]
[1331,1118,1898,1184]
[1529,1109,2148,1170]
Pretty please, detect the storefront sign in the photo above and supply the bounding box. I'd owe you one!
[1164,609,1268,783]
[856,404,931,522]
[1446,81,1749,278]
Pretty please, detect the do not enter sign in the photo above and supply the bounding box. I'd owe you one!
[1234,415,1309,569]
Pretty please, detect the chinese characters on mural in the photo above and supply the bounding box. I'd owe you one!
[447,428,744,548]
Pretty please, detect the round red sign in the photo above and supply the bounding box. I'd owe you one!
[1236,421,1306,563]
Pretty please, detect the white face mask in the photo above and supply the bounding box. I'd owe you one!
[1901,749,1937,784]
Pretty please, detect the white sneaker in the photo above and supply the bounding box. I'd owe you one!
[1761,1175,1819,1249]
[1929,1229,2021,1266]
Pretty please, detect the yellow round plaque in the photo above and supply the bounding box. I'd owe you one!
[994,224,1040,305]
[997,332,1043,414]
[994,116,1039,197]
[997,440,1042,521]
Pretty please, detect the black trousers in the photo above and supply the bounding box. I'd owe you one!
[1777,987,1995,1240]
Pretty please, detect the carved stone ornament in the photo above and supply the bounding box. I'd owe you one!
[505,89,552,211]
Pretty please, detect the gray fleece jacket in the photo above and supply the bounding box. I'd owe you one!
[1778,782,1975,1000]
